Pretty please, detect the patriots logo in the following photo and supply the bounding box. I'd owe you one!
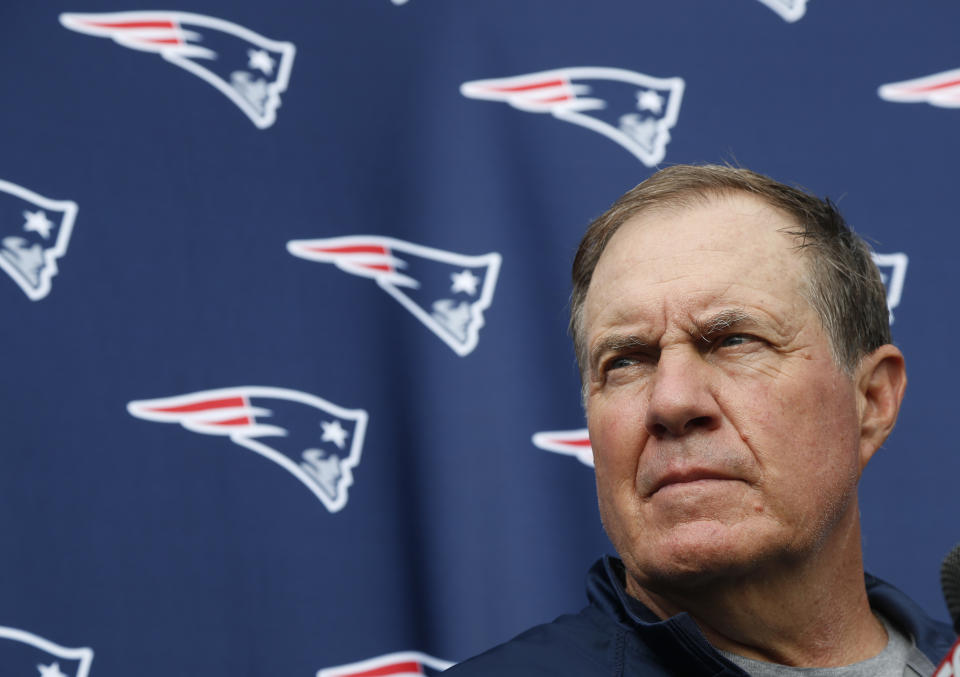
[59,11,295,129]
[879,68,960,108]
[287,236,501,357]
[756,0,807,22]
[461,67,684,166]
[532,429,593,467]
[0,179,77,301]
[318,651,454,677]
[872,252,908,323]
[0,626,94,677]
[127,387,368,512]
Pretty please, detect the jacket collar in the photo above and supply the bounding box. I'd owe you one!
[864,571,956,661]
[587,556,956,670]
[589,556,741,675]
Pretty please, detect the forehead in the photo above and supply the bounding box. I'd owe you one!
[584,193,809,333]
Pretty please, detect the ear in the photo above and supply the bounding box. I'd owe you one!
[855,344,907,470]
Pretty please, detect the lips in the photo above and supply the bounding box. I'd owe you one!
[648,468,741,497]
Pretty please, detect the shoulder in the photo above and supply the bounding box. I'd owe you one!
[865,572,956,663]
[442,606,620,676]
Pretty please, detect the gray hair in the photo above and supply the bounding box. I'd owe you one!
[570,164,891,379]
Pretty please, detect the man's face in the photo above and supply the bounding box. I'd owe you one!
[583,193,866,591]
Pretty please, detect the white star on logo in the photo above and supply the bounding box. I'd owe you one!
[247,48,275,76]
[23,209,54,239]
[37,663,67,677]
[320,420,349,449]
[636,89,664,114]
[450,269,480,295]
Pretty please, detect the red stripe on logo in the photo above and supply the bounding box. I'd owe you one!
[208,416,252,426]
[86,20,176,29]
[490,79,565,92]
[902,77,960,93]
[311,245,388,255]
[344,662,422,677]
[533,94,571,104]
[150,396,245,413]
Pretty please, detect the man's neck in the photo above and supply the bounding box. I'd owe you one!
[624,523,887,667]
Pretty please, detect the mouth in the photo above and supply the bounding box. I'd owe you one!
[649,469,741,497]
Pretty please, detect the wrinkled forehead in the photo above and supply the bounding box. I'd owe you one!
[621,190,805,248]
[584,193,812,327]
[605,191,809,268]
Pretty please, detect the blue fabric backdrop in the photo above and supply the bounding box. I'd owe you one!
[2,1,958,675]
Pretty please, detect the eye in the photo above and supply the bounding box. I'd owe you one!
[716,334,762,349]
[602,350,659,373]
[606,356,640,371]
[720,334,749,347]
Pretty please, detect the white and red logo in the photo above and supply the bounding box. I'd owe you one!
[872,252,908,323]
[0,179,77,301]
[128,387,368,512]
[60,11,295,129]
[532,429,593,467]
[756,0,807,22]
[933,637,960,677]
[318,651,453,677]
[0,626,93,677]
[288,235,501,357]
[461,67,684,166]
[879,68,960,109]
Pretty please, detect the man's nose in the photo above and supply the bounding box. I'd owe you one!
[644,347,721,438]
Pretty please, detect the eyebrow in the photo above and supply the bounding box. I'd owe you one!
[588,308,760,373]
[588,334,650,374]
[693,308,755,342]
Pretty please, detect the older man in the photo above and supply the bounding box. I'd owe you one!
[445,165,955,675]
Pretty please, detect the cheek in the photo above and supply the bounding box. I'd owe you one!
[588,397,649,513]
[588,401,647,553]
[743,375,861,492]
[788,376,859,449]
[588,398,643,469]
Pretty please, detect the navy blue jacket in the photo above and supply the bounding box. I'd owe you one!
[444,557,956,676]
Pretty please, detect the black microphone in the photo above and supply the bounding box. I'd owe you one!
[942,543,960,633]
[933,544,960,676]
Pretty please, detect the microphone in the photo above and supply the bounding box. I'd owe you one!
[934,544,960,677]
[943,544,960,634]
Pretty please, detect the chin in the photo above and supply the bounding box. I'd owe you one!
[635,551,760,592]
[621,520,780,590]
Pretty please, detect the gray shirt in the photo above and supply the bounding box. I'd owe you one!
[718,616,937,677]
